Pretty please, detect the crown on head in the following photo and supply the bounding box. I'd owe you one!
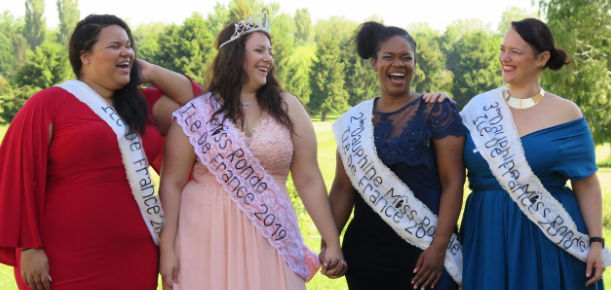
[219,9,271,49]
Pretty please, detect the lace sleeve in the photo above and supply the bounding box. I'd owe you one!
[428,100,466,139]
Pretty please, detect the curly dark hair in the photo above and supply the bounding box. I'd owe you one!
[356,21,417,60]
[68,14,149,133]
[207,22,292,132]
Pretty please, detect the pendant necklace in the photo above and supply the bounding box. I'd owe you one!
[505,87,545,109]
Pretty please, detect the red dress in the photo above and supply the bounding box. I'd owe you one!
[0,86,181,289]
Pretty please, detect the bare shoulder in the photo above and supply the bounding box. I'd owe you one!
[280,91,303,109]
[280,91,308,116]
[545,92,583,122]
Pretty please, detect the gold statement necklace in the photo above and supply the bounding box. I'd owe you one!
[505,87,545,109]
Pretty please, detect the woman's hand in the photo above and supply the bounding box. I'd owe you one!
[585,242,605,286]
[411,241,446,290]
[571,174,605,286]
[159,245,179,290]
[136,58,154,84]
[422,92,455,104]
[20,248,51,290]
[319,240,347,279]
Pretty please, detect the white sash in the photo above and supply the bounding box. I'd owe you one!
[460,87,611,266]
[57,80,164,245]
[333,99,463,283]
[172,93,320,281]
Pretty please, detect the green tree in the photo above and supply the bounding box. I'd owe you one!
[294,8,313,44]
[344,55,378,106]
[270,13,295,91]
[228,0,264,21]
[282,43,315,105]
[410,23,453,94]
[15,40,71,89]
[0,74,11,123]
[1,40,70,123]
[340,15,385,106]
[25,0,46,50]
[310,37,348,120]
[0,12,27,82]
[442,21,502,107]
[205,3,230,38]
[154,13,215,84]
[497,6,538,35]
[539,0,611,144]
[0,85,36,124]
[56,0,79,45]
[133,22,166,63]
[339,30,378,106]
[309,17,352,120]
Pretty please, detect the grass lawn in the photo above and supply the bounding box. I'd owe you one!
[0,123,610,289]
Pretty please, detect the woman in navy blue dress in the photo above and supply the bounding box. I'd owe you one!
[326,22,465,290]
[460,18,607,290]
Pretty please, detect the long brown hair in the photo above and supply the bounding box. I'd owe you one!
[69,14,148,133]
[207,22,293,132]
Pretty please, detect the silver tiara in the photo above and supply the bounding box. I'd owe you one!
[219,10,271,49]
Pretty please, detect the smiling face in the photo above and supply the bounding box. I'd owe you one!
[80,24,134,98]
[499,28,548,87]
[242,31,273,94]
[371,35,416,98]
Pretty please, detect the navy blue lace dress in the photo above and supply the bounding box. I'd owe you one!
[342,96,465,290]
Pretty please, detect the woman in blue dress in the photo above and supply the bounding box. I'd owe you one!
[460,18,607,289]
[325,21,465,290]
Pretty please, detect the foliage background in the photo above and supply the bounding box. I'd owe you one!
[0,0,610,288]
[0,0,609,144]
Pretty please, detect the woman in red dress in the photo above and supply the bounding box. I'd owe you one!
[0,14,200,289]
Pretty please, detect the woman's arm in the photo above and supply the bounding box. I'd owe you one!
[412,134,465,289]
[151,96,181,136]
[321,151,356,277]
[328,151,356,233]
[138,59,196,105]
[19,123,55,290]
[572,173,605,287]
[0,89,60,289]
[138,59,200,136]
[158,120,196,289]
[284,93,346,277]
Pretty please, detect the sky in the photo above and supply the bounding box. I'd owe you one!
[2,0,538,32]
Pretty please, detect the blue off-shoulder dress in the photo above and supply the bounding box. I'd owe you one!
[460,117,604,290]
[342,96,465,290]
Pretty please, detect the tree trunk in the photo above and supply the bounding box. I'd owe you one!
[321,110,327,121]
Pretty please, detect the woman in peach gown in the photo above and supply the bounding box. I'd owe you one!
[158,15,347,290]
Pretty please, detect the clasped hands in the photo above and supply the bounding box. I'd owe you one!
[319,240,348,278]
